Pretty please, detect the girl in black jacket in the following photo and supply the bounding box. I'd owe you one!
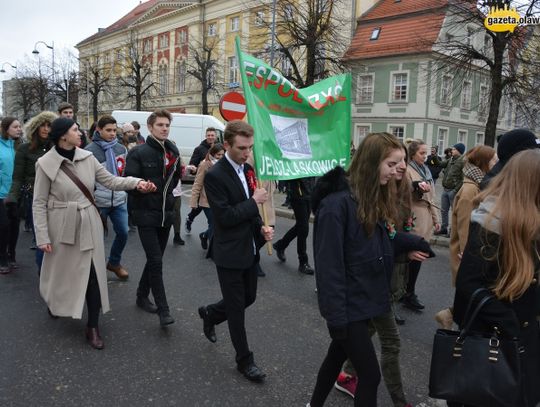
[452,149,540,407]
[308,133,433,407]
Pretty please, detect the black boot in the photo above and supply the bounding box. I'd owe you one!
[173,233,185,246]
[401,293,425,311]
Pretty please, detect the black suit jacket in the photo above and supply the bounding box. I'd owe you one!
[204,157,265,269]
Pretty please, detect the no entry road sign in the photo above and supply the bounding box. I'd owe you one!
[219,92,246,121]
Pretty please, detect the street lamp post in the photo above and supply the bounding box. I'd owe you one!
[32,40,55,91]
[0,62,17,73]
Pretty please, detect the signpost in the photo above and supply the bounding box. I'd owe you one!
[219,91,246,121]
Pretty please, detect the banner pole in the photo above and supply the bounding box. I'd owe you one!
[257,180,273,255]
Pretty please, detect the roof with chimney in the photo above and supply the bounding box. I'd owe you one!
[344,0,449,61]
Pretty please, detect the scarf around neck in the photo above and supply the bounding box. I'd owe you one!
[409,160,434,183]
[93,131,118,176]
[463,162,485,185]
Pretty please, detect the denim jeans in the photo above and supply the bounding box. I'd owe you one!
[440,189,456,229]
[202,207,214,241]
[99,203,128,266]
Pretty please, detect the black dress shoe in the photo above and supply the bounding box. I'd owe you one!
[273,243,286,262]
[85,327,104,350]
[402,294,425,311]
[198,306,216,343]
[136,297,158,314]
[256,265,266,277]
[159,312,175,327]
[298,263,315,275]
[237,362,266,382]
[199,233,208,250]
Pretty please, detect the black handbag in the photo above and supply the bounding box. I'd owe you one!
[429,289,522,407]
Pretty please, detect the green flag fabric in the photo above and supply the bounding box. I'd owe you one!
[235,37,351,181]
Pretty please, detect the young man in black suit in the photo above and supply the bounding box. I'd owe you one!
[198,120,273,382]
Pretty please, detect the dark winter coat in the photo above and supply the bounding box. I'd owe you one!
[453,203,540,406]
[287,177,316,201]
[189,140,212,167]
[124,136,181,227]
[426,154,442,180]
[440,155,465,192]
[312,167,433,337]
[7,139,51,201]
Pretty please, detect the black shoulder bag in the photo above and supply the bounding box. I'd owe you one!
[429,288,522,407]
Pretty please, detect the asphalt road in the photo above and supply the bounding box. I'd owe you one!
[0,196,453,407]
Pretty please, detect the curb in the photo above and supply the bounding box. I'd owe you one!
[274,208,450,249]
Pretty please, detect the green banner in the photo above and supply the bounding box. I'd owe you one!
[235,37,351,181]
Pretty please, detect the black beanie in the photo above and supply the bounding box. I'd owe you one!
[49,117,76,143]
[497,128,540,163]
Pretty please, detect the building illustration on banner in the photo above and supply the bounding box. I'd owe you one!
[270,115,312,159]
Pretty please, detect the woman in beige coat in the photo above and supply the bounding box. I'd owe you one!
[403,140,440,311]
[33,118,155,350]
[435,145,496,329]
[190,143,224,250]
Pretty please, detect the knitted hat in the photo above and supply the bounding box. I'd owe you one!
[49,117,76,143]
[497,128,540,163]
[453,143,466,155]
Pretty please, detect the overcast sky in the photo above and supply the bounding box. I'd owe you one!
[0,0,141,78]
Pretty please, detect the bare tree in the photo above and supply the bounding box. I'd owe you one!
[79,55,112,122]
[11,76,37,122]
[116,30,155,110]
[186,35,220,115]
[254,0,348,88]
[53,50,80,109]
[429,0,540,146]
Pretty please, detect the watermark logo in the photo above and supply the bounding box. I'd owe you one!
[484,5,540,33]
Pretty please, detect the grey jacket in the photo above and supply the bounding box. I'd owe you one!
[85,141,128,208]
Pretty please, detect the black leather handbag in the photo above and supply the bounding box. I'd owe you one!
[429,289,522,407]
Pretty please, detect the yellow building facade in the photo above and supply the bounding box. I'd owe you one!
[76,0,372,128]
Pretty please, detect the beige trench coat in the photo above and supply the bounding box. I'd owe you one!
[189,158,212,208]
[406,165,440,241]
[33,148,141,319]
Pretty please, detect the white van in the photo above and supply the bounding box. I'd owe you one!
[112,110,225,179]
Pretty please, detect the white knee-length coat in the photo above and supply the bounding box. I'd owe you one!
[33,147,141,319]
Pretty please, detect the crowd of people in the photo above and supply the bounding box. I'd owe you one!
[0,103,539,406]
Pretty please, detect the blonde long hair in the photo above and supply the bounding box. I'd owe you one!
[474,149,540,301]
[348,132,401,236]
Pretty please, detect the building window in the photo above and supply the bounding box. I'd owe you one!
[370,27,381,40]
[230,16,239,32]
[357,74,374,104]
[176,62,186,93]
[158,64,168,95]
[475,132,484,145]
[143,38,153,54]
[103,52,110,64]
[207,63,216,88]
[281,54,292,77]
[466,26,474,47]
[391,73,408,102]
[354,125,370,147]
[255,11,265,26]
[457,130,468,145]
[440,74,452,106]
[389,125,405,141]
[284,4,294,21]
[177,30,187,44]
[159,33,169,49]
[116,49,123,62]
[483,34,491,54]
[228,56,239,85]
[478,84,488,116]
[208,23,217,36]
[437,128,448,153]
[461,80,472,110]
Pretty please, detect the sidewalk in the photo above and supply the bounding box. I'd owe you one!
[272,182,450,248]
